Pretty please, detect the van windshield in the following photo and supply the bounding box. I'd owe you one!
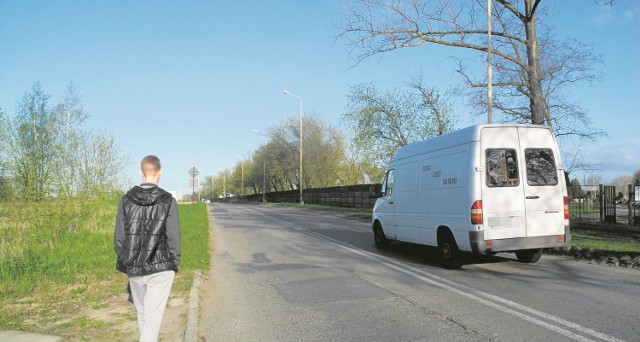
[525,149,558,186]
[486,149,519,187]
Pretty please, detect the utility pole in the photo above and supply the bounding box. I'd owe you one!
[487,0,493,124]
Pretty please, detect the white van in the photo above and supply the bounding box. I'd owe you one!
[371,124,570,269]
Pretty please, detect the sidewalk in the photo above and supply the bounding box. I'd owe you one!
[0,331,62,342]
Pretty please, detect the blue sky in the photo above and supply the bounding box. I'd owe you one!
[1,1,638,195]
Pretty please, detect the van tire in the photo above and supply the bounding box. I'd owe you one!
[373,223,390,249]
[515,249,543,263]
[438,232,462,269]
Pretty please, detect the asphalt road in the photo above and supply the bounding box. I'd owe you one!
[198,203,639,342]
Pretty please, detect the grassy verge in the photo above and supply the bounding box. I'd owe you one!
[569,222,640,252]
[0,199,210,340]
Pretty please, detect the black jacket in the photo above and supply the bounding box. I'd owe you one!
[114,184,181,276]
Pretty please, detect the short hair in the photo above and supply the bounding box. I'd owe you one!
[141,155,161,176]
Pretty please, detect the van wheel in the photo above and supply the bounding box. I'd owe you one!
[373,224,390,249]
[438,233,462,269]
[515,249,543,263]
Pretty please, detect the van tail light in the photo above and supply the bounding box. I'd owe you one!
[563,196,570,220]
[471,200,483,224]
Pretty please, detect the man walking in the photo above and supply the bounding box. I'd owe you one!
[114,155,181,342]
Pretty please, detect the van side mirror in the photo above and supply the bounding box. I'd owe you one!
[369,185,382,198]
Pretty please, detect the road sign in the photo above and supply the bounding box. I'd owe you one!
[188,167,200,178]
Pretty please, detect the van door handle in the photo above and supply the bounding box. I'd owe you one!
[526,196,540,199]
[388,201,394,204]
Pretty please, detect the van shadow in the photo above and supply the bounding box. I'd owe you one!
[378,241,511,269]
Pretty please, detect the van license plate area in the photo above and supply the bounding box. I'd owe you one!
[488,216,522,229]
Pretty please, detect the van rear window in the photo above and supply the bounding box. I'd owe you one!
[525,149,558,186]
[486,149,519,187]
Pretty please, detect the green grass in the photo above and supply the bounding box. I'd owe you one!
[570,234,640,252]
[569,202,600,214]
[569,222,640,252]
[178,203,211,271]
[0,198,211,339]
[0,197,118,298]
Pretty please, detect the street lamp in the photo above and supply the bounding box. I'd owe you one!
[283,90,303,204]
[487,0,493,124]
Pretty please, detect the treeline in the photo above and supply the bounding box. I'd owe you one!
[201,115,382,199]
[0,82,128,201]
[200,81,457,199]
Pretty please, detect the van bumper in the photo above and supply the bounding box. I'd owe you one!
[469,226,571,253]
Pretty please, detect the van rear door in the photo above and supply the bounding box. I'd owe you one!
[481,127,527,240]
[517,127,566,237]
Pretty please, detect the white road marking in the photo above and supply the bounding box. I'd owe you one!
[245,208,625,342]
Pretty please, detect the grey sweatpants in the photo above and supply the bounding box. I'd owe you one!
[129,270,175,342]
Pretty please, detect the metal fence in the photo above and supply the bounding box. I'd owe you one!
[567,184,601,222]
[630,184,640,226]
[222,183,639,225]
[568,184,639,225]
[241,184,381,209]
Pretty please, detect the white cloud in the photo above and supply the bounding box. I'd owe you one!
[566,137,640,180]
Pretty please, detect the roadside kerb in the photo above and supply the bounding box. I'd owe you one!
[183,269,202,342]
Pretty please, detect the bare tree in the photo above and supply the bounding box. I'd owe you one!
[251,115,350,191]
[340,140,386,185]
[301,115,350,188]
[77,130,129,197]
[267,118,302,190]
[585,173,604,186]
[343,81,455,167]
[50,82,88,197]
[408,76,456,136]
[0,82,56,200]
[337,0,604,140]
[608,174,633,198]
[1,82,129,200]
[563,148,603,177]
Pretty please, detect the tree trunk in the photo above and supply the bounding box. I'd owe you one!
[524,0,547,125]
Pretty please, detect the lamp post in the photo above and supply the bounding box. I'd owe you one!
[487,0,493,124]
[283,90,303,204]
